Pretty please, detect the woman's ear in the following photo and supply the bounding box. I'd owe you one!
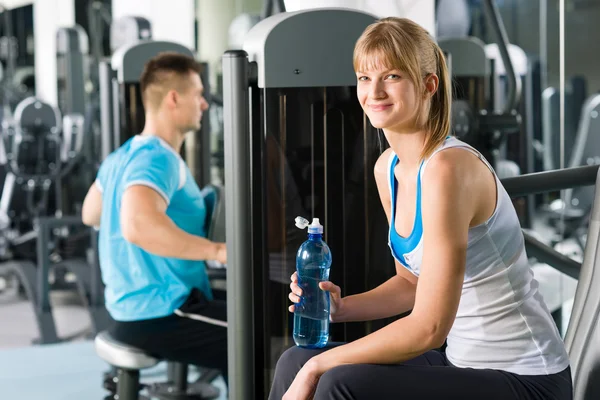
[424,73,439,98]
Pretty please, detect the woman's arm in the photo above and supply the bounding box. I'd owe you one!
[341,148,421,317]
[323,149,418,323]
[335,272,416,322]
[309,149,478,373]
[330,148,421,323]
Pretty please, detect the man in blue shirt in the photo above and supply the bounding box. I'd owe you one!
[81,52,228,382]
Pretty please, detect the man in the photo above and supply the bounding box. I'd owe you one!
[81,52,228,382]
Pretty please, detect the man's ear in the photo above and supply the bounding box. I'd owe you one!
[164,89,179,109]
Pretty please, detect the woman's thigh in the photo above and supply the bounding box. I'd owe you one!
[313,364,571,400]
[269,346,448,400]
[276,344,447,373]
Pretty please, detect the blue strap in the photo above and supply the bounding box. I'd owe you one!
[388,156,424,267]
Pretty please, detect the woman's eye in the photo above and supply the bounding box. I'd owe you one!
[386,74,400,80]
[358,76,369,81]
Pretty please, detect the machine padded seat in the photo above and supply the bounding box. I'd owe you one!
[95,331,159,370]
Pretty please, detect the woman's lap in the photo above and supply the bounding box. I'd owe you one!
[313,362,571,400]
[269,345,572,400]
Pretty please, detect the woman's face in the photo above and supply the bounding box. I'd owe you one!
[355,67,420,132]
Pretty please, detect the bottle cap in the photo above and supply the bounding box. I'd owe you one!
[308,218,323,234]
[295,216,324,234]
[295,216,309,229]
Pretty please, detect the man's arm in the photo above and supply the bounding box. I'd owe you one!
[121,185,226,262]
[82,182,103,227]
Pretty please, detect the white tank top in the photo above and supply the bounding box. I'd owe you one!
[387,137,570,375]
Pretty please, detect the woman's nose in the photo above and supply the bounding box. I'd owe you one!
[369,81,386,99]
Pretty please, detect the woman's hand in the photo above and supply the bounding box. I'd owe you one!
[282,361,322,400]
[288,272,345,322]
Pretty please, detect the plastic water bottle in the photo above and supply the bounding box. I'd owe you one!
[293,216,332,349]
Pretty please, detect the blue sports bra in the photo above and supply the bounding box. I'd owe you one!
[388,156,424,269]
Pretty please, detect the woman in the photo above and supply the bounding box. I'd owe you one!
[269,17,572,400]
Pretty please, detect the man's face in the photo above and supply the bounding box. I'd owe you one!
[173,71,209,133]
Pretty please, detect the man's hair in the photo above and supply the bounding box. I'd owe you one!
[139,52,203,110]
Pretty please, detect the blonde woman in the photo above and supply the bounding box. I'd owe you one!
[269,17,572,400]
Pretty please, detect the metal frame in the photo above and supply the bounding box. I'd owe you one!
[502,164,599,198]
[243,8,377,88]
[481,0,521,112]
[56,26,89,115]
[522,231,581,279]
[565,173,600,400]
[98,60,116,161]
[499,164,600,399]
[37,216,107,343]
[225,8,379,398]
[502,165,600,281]
[0,217,106,344]
[223,49,254,400]
[196,62,212,188]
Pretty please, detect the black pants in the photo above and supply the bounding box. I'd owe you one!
[109,288,228,383]
[269,344,573,400]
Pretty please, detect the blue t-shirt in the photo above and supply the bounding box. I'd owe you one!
[95,135,212,321]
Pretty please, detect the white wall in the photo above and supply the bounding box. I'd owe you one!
[112,0,196,50]
[284,0,436,36]
[1,0,33,8]
[33,0,74,106]
[196,0,239,89]
[196,0,263,89]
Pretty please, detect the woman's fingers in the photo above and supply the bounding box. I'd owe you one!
[289,282,302,297]
[288,291,302,303]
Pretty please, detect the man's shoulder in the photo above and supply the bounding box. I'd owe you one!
[127,136,181,165]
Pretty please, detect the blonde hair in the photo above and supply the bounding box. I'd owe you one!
[353,17,452,160]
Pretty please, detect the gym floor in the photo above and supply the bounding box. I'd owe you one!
[0,290,228,400]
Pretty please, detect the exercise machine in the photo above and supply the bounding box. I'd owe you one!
[56,26,88,117]
[503,164,600,400]
[438,1,522,177]
[0,97,107,344]
[223,8,388,398]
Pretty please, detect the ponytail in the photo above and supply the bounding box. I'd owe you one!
[420,45,452,160]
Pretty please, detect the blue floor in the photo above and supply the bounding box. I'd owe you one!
[0,341,227,400]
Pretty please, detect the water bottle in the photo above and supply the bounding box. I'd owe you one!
[293,216,332,349]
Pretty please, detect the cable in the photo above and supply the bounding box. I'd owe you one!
[481,0,521,113]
